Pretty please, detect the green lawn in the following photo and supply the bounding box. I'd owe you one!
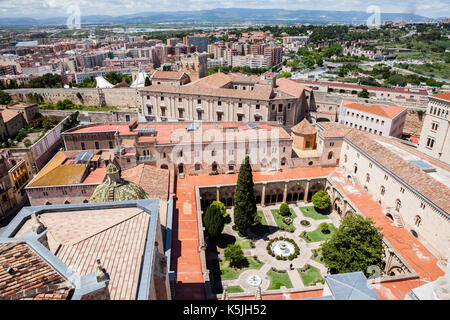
[267,270,293,290]
[299,206,330,220]
[311,248,325,264]
[216,233,250,249]
[271,208,297,232]
[249,210,270,236]
[219,259,241,280]
[298,265,323,287]
[247,256,264,270]
[218,256,264,280]
[300,223,337,242]
[227,286,244,293]
[235,237,251,249]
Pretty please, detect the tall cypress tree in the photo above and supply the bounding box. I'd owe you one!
[233,156,257,233]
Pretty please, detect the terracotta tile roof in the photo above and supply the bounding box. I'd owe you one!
[152,70,186,80]
[1,109,20,123]
[122,164,169,200]
[14,207,150,300]
[291,119,317,135]
[317,122,353,138]
[187,72,232,88]
[276,78,310,98]
[432,92,450,102]
[69,122,291,145]
[54,209,149,300]
[141,82,273,100]
[83,166,106,184]
[0,241,72,300]
[342,101,406,119]
[344,130,450,213]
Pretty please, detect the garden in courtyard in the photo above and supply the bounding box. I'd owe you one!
[203,157,386,296]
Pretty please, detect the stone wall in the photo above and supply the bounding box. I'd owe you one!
[403,109,425,138]
[39,109,139,124]
[5,88,140,108]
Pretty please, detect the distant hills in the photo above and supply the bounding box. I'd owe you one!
[0,8,440,27]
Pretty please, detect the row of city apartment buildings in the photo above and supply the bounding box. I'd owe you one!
[23,116,449,261]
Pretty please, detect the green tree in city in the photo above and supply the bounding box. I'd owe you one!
[145,77,151,86]
[104,72,123,85]
[321,212,384,277]
[279,203,290,216]
[203,201,226,239]
[224,244,246,268]
[0,90,12,104]
[311,190,331,212]
[233,156,257,233]
[358,88,370,98]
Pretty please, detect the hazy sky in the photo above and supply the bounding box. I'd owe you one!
[0,0,448,19]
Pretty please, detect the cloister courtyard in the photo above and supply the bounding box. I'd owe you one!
[205,202,341,296]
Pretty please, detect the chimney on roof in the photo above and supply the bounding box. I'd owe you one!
[96,259,109,282]
[31,212,45,234]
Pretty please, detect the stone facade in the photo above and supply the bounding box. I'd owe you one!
[417,95,450,165]
[179,52,208,81]
[339,137,449,260]
[139,73,313,125]
[26,184,98,206]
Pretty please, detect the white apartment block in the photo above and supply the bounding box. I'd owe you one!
[339,100,407,138]
[231,55,270,69]
[207,58,228,69]
[417,93,450,165]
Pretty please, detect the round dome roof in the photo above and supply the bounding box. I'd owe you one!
[89,180,148,203]
[106,162,120,174]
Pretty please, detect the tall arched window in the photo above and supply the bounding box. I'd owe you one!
[414,215,421,227]
[344,154,347,163]
[328,152,333,160]
[380,186,385,196]
[395,199,401,212]
[366,173,370,183]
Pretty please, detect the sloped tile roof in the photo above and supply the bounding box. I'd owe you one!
[344,130,450,213]
[0,241,72,300]
[276,77,311,98]
[152,70,186,80]
[122,164,169,200]
[342,100,406,119]
[291,119,317,135]
[432,92,450,102]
